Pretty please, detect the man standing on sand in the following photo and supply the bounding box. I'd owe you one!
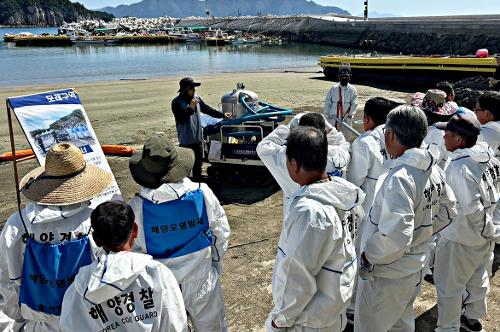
[324,63,358,140]
[433,110,499,332]
[355,106,457,332]
[267,126,361,332]
[171,77,225,181]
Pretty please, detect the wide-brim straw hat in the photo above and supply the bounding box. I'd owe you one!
[20,143,113,206]
[129,136,195,189]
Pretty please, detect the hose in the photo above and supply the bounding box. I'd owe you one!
[222,110,293,125]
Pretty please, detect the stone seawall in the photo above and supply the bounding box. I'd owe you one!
[178,15,500,55]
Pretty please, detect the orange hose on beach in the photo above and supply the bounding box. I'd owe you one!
[0,145,136,162]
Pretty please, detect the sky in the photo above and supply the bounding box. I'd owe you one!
[76,0,500,16]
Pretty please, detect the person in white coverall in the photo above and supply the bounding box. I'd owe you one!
[128,136,230,332]
[256,112,351,217]
[346,97,403,320]
[266,126,363,332]
[355,106,457,332]
[348,97,404,234]
[60,201,188,332]
[475,91,500,226]
[0,143,113,332]
[324,64,358,140]
[433,111,500,332]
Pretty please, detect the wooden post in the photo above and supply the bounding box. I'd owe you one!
[6,100,23,212]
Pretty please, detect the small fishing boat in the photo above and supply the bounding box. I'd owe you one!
[205,29,229,46]
[186,32,202,42]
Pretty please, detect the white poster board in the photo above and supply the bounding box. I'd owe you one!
[7,88,122,206]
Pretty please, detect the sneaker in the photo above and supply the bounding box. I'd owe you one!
[460,315,485,332]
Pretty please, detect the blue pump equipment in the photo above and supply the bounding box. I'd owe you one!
[221,94,293,125]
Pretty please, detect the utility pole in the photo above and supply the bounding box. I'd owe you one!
[205,0,210,17]
[364,0,368,20]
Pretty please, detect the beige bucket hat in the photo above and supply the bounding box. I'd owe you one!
[20,143,113,206]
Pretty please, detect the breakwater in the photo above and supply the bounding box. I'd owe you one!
[177,15,500,55]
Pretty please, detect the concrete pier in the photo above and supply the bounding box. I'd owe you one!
[177,15,500,55]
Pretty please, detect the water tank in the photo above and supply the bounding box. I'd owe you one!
[221,83,260,118]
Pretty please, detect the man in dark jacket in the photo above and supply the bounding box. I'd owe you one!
[171,77,224,180]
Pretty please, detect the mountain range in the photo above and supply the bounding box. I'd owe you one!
[0,0,113,26]
[101,0,350,18]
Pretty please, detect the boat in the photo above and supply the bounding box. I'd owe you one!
[245,36,262,44]
[66,28,118,45]
[3,34,16,42]
[319,55,500,85]
[186,32,202,42]
[205,29,229,46]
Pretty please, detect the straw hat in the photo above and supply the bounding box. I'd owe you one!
[20,143,113,206]
[129,136,195,189]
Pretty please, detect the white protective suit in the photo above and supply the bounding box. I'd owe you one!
[423,125,449,169]
[347,124,388,226]
[60,251,188,332]
[0,202,97,332]
[346,124,387,314]
[355,146,457,332]
[434,142,500,332]
[324,83,358,140]
[267,177,364,332]
[256,113,351,218]
[129,178,230,332]
[478,120,500,223]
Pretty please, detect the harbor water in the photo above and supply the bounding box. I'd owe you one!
[0,27,362,87]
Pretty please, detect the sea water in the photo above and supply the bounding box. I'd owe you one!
[0,27,362,87]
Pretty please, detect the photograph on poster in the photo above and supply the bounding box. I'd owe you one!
[28,109,96,155]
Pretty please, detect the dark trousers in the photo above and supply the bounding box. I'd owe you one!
[180,142,203,181]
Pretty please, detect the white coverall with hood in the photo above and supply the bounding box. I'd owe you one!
[256,113,352,219]
[478,120,500,223]
[267,177,364,332]
[324,83,358,140]
[423,125,449,169]
[347,124,388,231]
[434,142,500,332]
[0,202,97,332]
[60,251,188,332]
[355,146,457,332]
[129,178,230,332]
[346,124,387,314]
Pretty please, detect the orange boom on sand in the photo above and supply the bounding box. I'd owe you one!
[0,145,136,162]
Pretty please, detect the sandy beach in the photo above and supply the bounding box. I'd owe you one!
[0,70,498,331]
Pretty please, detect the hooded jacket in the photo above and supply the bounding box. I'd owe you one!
[0,202,97,331]
[440,142,500,246]
[129,178,230,283]
[60,251,187,332]
[348,124,388,217]
[360,146,457,279]
[479,120,500,157]
[478,120,500,224]
[256,113,351,217]
[424,125,449,169]
[270,177,363,329]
